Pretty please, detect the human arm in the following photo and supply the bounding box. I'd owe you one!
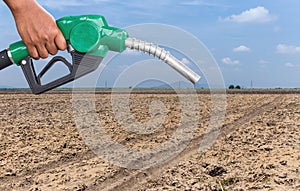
[4,0,67,59]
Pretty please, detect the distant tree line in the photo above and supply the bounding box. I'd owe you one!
[228,84,241,89]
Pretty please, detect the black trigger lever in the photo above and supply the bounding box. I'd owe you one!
[20,51,103,94]
[36,56,72,85]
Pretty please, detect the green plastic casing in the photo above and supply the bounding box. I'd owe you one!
[9,15,128,64]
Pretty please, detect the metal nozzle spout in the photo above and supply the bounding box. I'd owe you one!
[125,38,201,84]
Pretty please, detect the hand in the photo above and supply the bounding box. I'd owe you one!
[4,0,67,59]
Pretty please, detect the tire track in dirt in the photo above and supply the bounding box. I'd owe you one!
[0,150,96,186]
[89,95,282,191]
[223,96,282,134]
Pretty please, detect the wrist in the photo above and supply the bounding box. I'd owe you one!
[4,0,37,14]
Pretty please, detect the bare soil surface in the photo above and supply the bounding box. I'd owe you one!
[0,90,299,191]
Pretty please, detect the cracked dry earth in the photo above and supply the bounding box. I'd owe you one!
[0,91,299,191]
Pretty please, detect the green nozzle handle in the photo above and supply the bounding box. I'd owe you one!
[56,15,128,56]
[9,41,29,65]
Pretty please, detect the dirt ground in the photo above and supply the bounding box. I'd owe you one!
[0,90,299,191]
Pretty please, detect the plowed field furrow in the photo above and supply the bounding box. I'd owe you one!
[0,91,299,191]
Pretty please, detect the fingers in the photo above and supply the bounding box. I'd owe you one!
[46,41,58,55]
[26,45,39,60]
[28,29,66,60]
[36,43,49,59]
[55,30,67,51]
[27,43,52,60]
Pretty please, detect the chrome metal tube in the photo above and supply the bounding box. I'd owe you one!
[125,38,201,84]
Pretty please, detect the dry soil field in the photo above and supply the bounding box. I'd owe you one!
[0,90,299,191]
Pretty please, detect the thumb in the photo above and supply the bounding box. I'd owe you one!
[55,29,67,51]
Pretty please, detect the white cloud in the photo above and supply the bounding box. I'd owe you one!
[40,0,85,9]
[285,63,294,67]
[222,57,240,65]
[233,45,251,52]
[122,49,143,56]
[273,26,281,32]
[221,6,277,23]
[276,44,300,54]
[40,0,115,9]
[181,58,191,65]
[180,0,223,7]
[285,63,300,68]
[259,59,269,64]
[258,59,268,68]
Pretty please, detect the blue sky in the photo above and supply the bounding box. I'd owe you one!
[0,0,299,88]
